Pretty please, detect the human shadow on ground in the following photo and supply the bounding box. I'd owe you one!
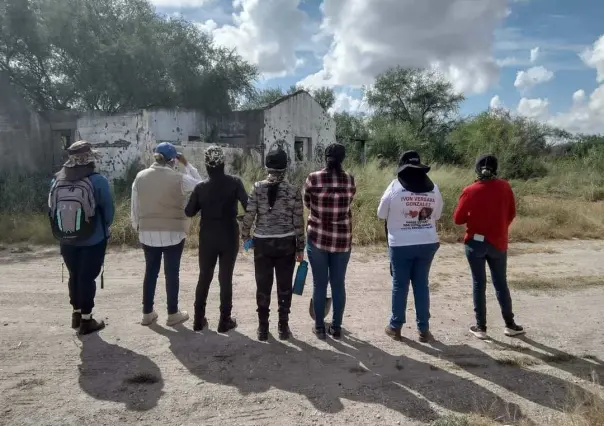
[405,338,600,412]
[489,336,604,383]
[150,324,525,423]
[78,333,164,411]
[326,334,529,424]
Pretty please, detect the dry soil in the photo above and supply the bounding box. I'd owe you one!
[1,240,603,425]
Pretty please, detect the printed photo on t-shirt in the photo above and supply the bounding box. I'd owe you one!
[401,194,436,230]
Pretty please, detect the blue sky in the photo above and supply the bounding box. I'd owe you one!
[152,0,604,134]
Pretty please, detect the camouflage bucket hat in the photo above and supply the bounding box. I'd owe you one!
[63,140,101,168]
[204,145,225,167]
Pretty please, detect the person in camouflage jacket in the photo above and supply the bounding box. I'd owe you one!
[241,146,305,341]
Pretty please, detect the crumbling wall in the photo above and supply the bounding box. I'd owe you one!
[262,92,335,168]
[76,112,149,179]
[0,74,53,175]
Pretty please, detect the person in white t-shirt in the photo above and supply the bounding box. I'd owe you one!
[377,151,443,342]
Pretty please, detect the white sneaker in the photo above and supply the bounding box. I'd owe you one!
[141,311,158,326]
[504,324,526,337]
[470,326,488,340]
[166,310,189,327]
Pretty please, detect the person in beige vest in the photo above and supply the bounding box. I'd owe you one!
[131,142,202,326]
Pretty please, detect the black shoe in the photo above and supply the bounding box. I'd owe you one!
[193,317,208,332]
[328,325,341,339]
[72,312,82,329]
[278,322,291,340]
[79,318,105,335]
[504,324,525,337]
[313,326,327,340]
[258,323,269,341]
[217,317,237,333]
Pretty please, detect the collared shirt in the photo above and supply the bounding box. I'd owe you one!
[131,163,202,247]
[303,168,356,253]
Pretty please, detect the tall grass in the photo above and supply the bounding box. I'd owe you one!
[2,158,604,246]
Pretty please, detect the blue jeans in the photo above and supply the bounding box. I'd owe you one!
[389,243,439,332]
[142,240,185,315]
[465,240,514,328]
[307,242,351,329]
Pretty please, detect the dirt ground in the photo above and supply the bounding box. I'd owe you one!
[1,240,603,426]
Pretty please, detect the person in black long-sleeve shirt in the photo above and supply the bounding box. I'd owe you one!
[185,146,248,332]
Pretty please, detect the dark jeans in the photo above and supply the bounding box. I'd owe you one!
[61,240,108,315]
[307,242,351,329]
[389,243,439,332]
[194,224,239,319]
[254,237,296,324]
[142,240,185,315]
[465,239,515,328]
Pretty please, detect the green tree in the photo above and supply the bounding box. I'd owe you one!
[365,67,464,138]
[449,110,549,179]
[311,86,335,111]
[0,0,257,114]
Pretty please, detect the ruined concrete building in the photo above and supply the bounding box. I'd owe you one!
[0,75,335,180]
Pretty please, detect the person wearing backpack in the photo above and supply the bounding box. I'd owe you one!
[49,141,114,335]
[131,142,202,327]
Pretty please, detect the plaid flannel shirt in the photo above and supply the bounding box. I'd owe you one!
[303,169,356,252]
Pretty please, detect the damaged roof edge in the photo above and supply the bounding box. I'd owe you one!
[238,90,317,112]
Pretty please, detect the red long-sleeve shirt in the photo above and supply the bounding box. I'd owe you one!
[453,178,516,251]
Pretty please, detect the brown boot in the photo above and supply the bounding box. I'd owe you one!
[418,329,433,343]
[385,326,402,341]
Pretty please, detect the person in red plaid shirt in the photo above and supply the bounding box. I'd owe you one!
[304,143,356,340]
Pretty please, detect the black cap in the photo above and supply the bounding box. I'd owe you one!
[325,143,346,162]
[475,154,498,176]
[265,147,288,170]
[397,150,430,174]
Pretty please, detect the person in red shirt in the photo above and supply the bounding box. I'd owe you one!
[453,154,525,340]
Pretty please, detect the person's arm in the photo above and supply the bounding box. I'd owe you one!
[181,163,203,194]
[236,177,248,211]
[185,184,201,218]
[303,175,313,209]
[432,186,444,221]
[240,184,258,241]
[293,187,305,254]
[453,189,470,226]
[96,175,115,227]
[377,182,393,220]
[48,179,55,211]
[130,177,139,231]
[507,182,517,225]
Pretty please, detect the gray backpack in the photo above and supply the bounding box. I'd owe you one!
[49,177,97,242]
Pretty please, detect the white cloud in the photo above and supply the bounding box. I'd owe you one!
[329,92,369,115]
[514,66,554,91]
[207,0,312,78]
[549,86,604,134]
[572,89,586,104]
[580,35,604,83]
[489,95,503,109]
[517,97,549,119]
[530,47,540,63]
[195,19,218,33]
[299,0,508,94]
[150,0,212,7]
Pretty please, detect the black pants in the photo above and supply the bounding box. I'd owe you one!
[254,237,296,324]
[61,240,108,315]
[142,240,185,315]
[194,224,239,320]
